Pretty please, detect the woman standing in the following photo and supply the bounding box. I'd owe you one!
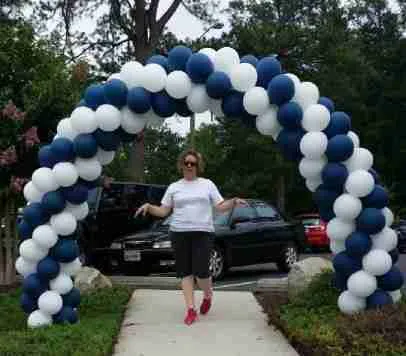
[136,149,247,325]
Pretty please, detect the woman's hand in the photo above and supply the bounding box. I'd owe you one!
[233,198,248,207]
[135,203,150,217]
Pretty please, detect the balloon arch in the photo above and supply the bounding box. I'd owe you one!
[16,45,403,327]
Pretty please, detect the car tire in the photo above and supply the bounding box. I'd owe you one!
[209,244,226,281]
[276,243,299,273]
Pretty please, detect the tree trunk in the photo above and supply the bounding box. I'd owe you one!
[277,175,286,213]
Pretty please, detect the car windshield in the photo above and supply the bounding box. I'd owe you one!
[301,218,321,226]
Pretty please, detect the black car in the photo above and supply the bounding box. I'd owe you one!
[393,219,406,253]
[92,199,306,279]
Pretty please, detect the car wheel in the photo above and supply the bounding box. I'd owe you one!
[209,245,226,280]
[277,244,299,273]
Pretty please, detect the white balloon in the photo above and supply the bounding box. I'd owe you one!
[243,87,269,116]
[32,225,58,249]
[141,63,167,93]
[57,118,78,141]
[382,207,394,227]
[302,104,330,132]
[329,239,346,254]
[338,290,366,315]
[27,310,53,328]
[347,131,360,148]
[75,157,102,181]
[345,170,375,197]
[344,147,373,172]
[119,61,144,88]
[294,81,319,110]
[305,176,323,192]
[65,202,89,221]
[145,109,165,128]
[52,162,79,187]
[95,104,121,132]
[298,157,327,179]
[327,217,355,241]
[333,194,363,221]
[198,48,216,63]
[371,227,398,252]
[70,106,98,134]
[32,167,59,193]
[362,249,392,276]
[389,290,402,303]
[96,148,115,165]
[50,273,73,295]
[50,212,77,236]
[120,106,147,134]
[300,131,328,159]
[230,63,258,92]
[15,256,37,277]
[165,71,192,99]
[186,85,210,113]
[60,258,82,277]
[347,270,377,298]
[19,239,48,262]
[208,98,225,118]
[38,291,63,315]
[23,181,43,203]
[213,47,240,75]
[256,106,281,136]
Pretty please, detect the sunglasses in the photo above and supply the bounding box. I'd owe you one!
[184,160,197,167]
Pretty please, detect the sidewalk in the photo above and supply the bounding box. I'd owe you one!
[112,289,298,356]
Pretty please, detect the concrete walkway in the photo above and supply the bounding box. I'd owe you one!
[112,289,298,356]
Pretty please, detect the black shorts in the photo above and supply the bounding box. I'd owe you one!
[169,230,213,279]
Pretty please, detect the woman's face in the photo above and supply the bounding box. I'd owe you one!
[182,154,198,178]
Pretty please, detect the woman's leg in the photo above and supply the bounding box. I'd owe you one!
[196,276,212,298]
[181,275,195,309]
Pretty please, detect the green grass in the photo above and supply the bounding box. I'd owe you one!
[0,286,133,356]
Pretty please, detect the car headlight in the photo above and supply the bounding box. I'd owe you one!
[153,240,172,249]
[110,242,122,249]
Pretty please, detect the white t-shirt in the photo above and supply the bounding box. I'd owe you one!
[160,177,224,232]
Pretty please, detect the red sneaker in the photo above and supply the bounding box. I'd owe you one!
[200,297,212,315]
[184,308,198,325]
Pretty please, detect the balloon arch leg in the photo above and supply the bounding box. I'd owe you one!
[16,45,403,327]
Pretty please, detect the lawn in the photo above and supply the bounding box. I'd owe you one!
[255,271,406,356]
[0,285,133,356]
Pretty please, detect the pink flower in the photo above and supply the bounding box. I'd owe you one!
[10,176,29,193]
[2,100,26,121]
[22,127,40,148]
[0,146,17,166]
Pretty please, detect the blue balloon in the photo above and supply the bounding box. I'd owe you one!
[277,102,303,130]
[37,257,60,281]
[93,129,120,151]
[175,99,193,117]
[20,293,38,314]
[313,184,343,209]
[53,306,78,324]
[41,191,66,215]
[256,56,282,88]
[206,71,232,99]
[377,266,404,291]
[267,74,295,106]
[22,274,48,298]
[321,163,348,190]
[168,45,193,72]
[61,183,89,204]
[151,91,176,117]
[389,248,399,264]
[345,231,371,258]
[332,271,348,291]
[333,251,362,277]
[240,55,258,67]
[51,239,80,263]
[23,203,48,228]
[62,287,81,308]
[38,145,57,168]
[127,87,151,114]
[147,55,168,72]
[186,53,214,84]
[367,289,393,309]
[116,127,137,143]
[78,177,101,189]
[323,112,351,138]
[318,97,335,113]
[51,138,75,162]
[276,128,304,161]
[104,79,128,108]
[325,135,354,162]
[222,91,245,117]
[18,220,33,240]
[84,83,106,110]
[73,134,98,158]
[362,185,388,209]
[357,208,386,235]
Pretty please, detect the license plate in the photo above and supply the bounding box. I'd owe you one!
[124,250,141,262]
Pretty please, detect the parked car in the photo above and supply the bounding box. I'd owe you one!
[295,213,329,251]
[392,219,406,253]
[92,199,306,279]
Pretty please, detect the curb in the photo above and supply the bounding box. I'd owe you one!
[109,275,181,289]
[255,277,288,293]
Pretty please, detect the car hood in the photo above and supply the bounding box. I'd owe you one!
[115,228,169,243]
